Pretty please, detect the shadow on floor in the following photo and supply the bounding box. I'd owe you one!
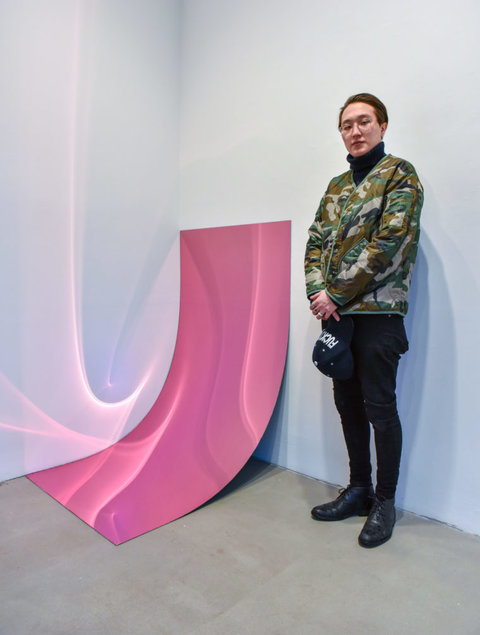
[199,457,280,508]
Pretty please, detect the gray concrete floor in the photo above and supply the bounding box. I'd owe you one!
[1,459,479,635]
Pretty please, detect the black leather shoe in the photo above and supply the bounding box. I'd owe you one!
[358,496,395,548]
[311,485,374,521]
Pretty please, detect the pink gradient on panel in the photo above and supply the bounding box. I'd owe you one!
[28,221,291,544]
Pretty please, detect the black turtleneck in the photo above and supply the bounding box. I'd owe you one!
[347,141,386,186]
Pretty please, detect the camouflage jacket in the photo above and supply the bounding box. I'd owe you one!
[305,154,423,315]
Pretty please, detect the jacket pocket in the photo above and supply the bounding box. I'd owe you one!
[340,237,369,266]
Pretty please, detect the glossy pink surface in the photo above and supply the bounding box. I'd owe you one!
[28,221,291,544]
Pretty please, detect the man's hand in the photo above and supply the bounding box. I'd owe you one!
[309,290,340,321]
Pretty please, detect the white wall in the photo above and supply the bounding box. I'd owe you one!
[0,0,180,479]
[180,0,480,534]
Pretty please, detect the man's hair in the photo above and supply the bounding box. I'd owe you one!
[338,93,388,129]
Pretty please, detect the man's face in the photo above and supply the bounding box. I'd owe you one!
[340,102,387,157]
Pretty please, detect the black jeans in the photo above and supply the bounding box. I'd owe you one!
[332,314,409,500]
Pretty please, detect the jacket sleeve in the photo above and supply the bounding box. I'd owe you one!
[304,196,327,299]
[326,163,423,307]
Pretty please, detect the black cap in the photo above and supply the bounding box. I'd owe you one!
[312,315,354,380]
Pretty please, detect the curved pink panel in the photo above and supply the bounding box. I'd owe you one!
[28,221,291,544]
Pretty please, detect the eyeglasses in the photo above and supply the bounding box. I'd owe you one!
[339,118,374,134]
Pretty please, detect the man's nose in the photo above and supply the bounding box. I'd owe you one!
[351,122,362,135]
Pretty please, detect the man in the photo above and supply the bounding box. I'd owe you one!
[305,93,423,547]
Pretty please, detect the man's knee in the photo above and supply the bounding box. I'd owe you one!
[363,399,400,432]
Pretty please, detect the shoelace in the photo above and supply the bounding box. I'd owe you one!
[369,498,389,523]
[338,485,368,497]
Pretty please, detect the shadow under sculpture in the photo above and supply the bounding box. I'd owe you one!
[28,221,291,544]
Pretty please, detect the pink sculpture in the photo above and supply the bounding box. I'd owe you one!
[28,221,291,544]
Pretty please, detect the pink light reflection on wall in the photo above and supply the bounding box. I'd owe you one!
[0,2,181,481]
[28,221,291,544]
